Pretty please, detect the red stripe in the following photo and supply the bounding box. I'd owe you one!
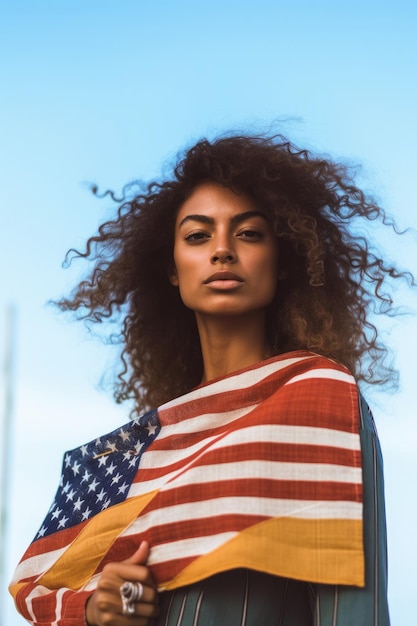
[21,520,88,559]
[175,441,362,467]
[149,515,267,545]
[260,382,358,433]
[146,479,363,509]
[149,553,226,584]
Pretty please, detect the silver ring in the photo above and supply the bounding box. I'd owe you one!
[120,581,144,615]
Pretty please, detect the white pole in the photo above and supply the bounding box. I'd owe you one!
[0,305,17,626]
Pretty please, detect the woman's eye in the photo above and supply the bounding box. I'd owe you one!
[238,229,263,239]
[184,231,210,242]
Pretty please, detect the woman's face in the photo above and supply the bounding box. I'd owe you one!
[170,183,279,320]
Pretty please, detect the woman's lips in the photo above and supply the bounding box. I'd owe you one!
[203,271,244,289]
[203,271,244,284]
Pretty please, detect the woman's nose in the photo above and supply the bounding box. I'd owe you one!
[211,237,236,264]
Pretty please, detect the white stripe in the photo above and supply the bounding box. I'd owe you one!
[148,532,237,567]
[159,459,362,491]
[285,368,355,386]
[208,424,360,451]
[159,355,312,411]
[156,404,259,440]
[129,466,194,496]
[51,587,65,626]
[129,459,362,498]
[123,496,363,543]
[12,546,67,585]
[138,433,221,470]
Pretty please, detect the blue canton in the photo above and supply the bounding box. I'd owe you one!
[35,409,160,540]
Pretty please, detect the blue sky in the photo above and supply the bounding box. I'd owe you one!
[1,1,417,623]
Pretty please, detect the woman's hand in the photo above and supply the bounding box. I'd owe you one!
[85,541,159,625]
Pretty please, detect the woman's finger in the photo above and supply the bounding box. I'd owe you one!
[123,541,150,566]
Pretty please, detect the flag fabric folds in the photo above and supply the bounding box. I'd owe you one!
[10,351,364,624]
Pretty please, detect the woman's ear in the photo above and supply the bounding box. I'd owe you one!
[168,265,179,286]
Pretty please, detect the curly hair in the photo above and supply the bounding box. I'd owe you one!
[56,132,414,415]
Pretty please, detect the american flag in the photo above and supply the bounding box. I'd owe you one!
[35,409,160,540]
[10,351,364,625]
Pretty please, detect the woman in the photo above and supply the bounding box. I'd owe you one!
[10,132,408,625]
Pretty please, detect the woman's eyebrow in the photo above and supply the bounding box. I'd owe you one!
[178,214,214,228]
[230,210,267,225]
[178,211,267,228]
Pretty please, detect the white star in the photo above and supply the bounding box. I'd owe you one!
[134,441,144,454]
[88,477,100,492]
[72,461,81,476]
[122,451,131,463]
[95,437,102,447]
[98,454,109,467]
[118,482,129,495]
[146,422,158,436]
[80,444,89,457]
[128,456,138,469]
[81,470,91,483]
[73,497,84,511]
[37,525,47,538]
[102,498,111,510]
[81,506,92,520]
[62,481,71,494]
[97,455,109,467]
[65,488,76,502]
[96,488,107,502]
[111,472,122,485]
[119,428,130,442]
[64,454,72,468]
[58,515,69,529]
[51,507,62,520]
[106,440,118,453]
[105,462,116,476]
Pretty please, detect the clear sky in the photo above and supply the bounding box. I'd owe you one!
[1,1,417,624]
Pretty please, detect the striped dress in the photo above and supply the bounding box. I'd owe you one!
[9,351,390,625]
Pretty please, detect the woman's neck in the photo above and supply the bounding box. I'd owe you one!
[196,312,271,383]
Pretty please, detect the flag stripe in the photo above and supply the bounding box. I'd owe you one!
[139,477,362,505]
[159,355,311,411]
